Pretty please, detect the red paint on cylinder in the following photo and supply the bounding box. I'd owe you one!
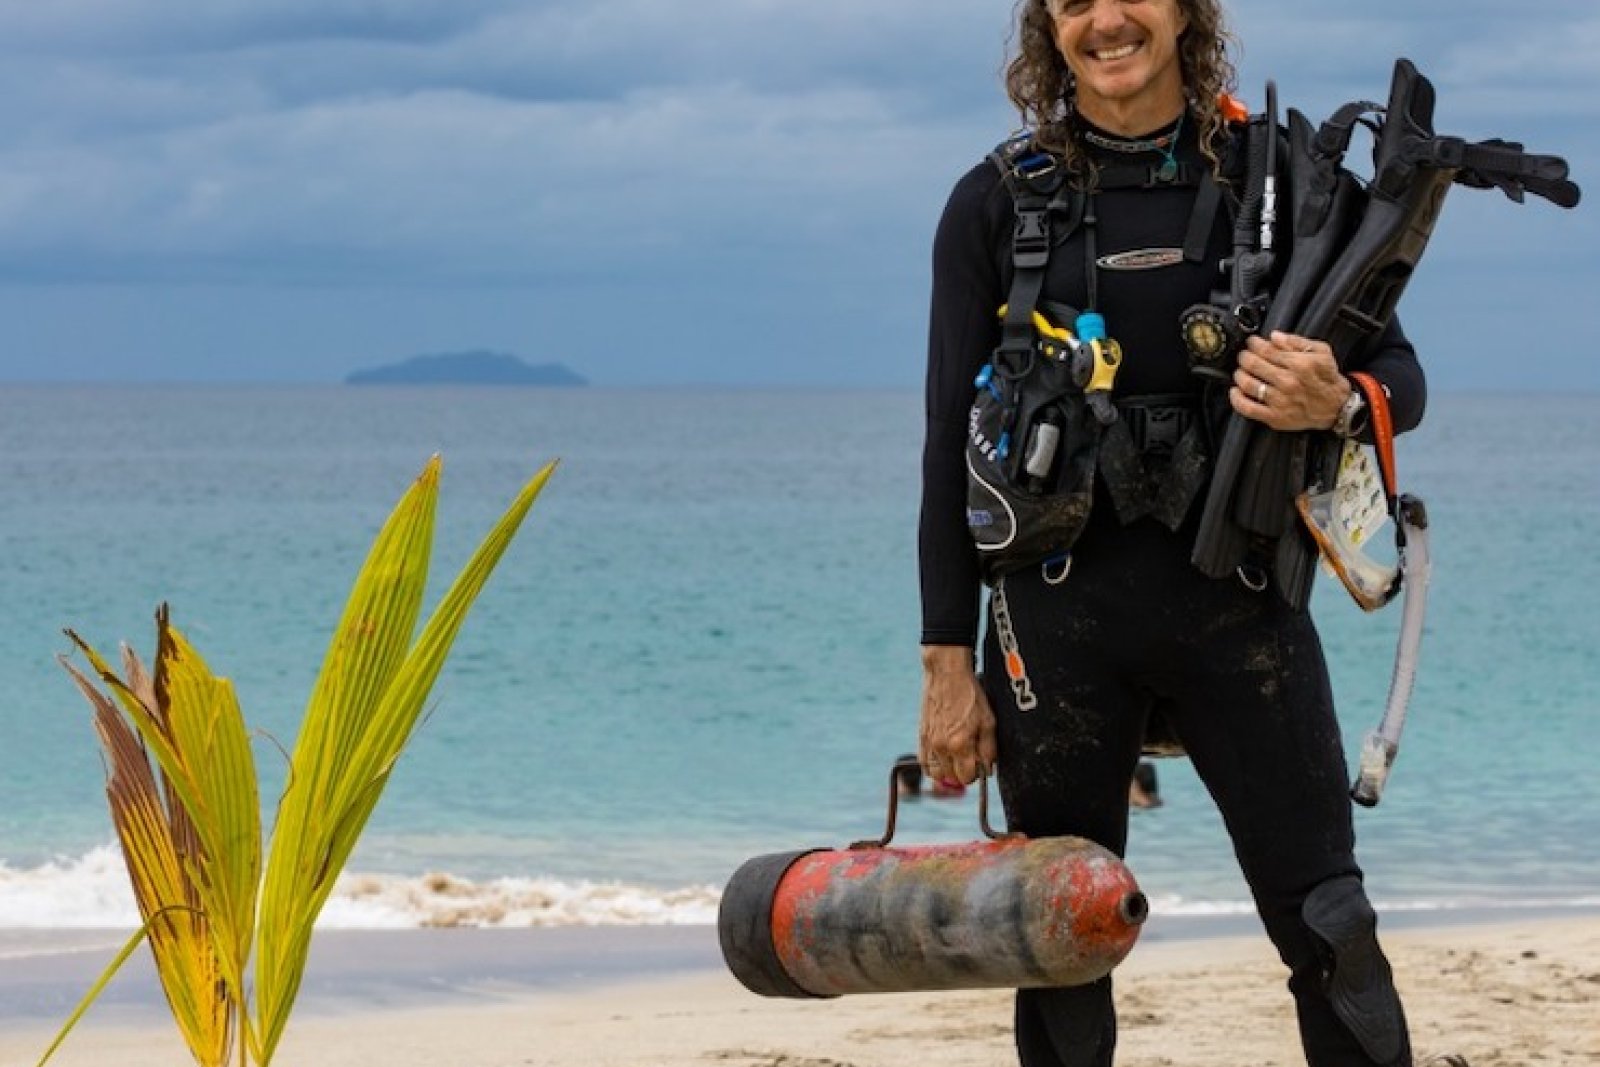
[759,835,1144,996]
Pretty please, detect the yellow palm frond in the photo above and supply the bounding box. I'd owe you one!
[254,458,556,1063]
[60,649,233,1067]
[155,621,262,1017]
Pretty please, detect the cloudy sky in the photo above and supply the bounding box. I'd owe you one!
[0,0,1594,387]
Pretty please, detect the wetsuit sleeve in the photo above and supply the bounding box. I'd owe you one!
[1343,313,1426,438]
[919,164,1005,646]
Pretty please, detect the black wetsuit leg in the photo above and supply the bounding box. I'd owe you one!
[1153,563,1412,1067]
[980,517,1410,1067]
[980,552,1152,1067]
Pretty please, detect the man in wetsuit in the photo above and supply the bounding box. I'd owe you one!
[915,2,1440,1065]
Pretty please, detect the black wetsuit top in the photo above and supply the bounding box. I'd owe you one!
[918,120,1426,645]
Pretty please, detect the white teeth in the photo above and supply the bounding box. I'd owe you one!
[1094,43,1139,61]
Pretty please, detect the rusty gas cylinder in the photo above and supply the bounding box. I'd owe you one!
[718,763,1147,998]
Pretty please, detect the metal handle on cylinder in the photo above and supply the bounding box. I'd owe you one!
[849,756,1016,850]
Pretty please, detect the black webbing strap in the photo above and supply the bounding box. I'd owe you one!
[999,193,1051,361]
[1313,100,1383,161]
[989,139,1070,364]
[1410,136,1581,208]
[1183,172,1224,263]
[1098,394,1209,530]
[1083,194,1100,312]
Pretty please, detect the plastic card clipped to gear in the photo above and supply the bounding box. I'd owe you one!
[1300,441,1398,611]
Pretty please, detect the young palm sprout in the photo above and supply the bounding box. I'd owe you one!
[42,455,555,1067]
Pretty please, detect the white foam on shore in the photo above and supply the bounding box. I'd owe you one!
[322,872,721,928]
[0,847,140,929]
[5,848,1596,936]
[0,847,720,930]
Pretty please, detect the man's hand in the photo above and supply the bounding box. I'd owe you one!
[918,645,998,786]
[1231,331,1351,432]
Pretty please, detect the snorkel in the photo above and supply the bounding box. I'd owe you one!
[1351,494,1430,807]
[1296,372,1432,807]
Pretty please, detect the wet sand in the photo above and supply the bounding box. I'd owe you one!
[3,913,1597,1066]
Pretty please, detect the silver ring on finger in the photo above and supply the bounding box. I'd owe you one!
[1256,381,1269,404]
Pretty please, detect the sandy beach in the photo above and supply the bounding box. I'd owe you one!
[3,913,1596,1067]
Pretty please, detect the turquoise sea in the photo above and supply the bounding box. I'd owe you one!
[0,385,1596,928]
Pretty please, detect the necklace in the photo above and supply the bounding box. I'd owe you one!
[1082,112,1185,181]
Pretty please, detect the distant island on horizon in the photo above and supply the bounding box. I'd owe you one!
[345,350,587,387]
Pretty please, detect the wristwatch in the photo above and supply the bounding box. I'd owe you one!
[1332,382,1369,438]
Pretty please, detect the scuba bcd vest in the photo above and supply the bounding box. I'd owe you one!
[1189,58,1580,610]
[965,110,1268,581]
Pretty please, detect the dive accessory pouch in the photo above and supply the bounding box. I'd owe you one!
[967,303,1106,580]
[1296,372,1406,611]
[1297,442,1395,609]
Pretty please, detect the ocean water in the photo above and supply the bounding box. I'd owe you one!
[0,385,1596,930]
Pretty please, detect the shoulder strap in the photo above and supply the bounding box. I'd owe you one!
[1183,115,1255,263]
[1183,172,1224,263]
[1436,138,1579,207]
[988,135,1077,364]
[1218,117,1253,182]
[1314,100,1384,161]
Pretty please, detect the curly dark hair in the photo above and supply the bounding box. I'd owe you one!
[1004,0,1239,178]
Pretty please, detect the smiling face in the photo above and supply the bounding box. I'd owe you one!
[1050,0,1190,133]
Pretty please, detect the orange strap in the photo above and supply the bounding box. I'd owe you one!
[1349,371,1397,507]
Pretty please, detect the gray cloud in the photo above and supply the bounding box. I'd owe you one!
[0,0,1593,384]
[0,1,502,57]
[0,0,1012,289]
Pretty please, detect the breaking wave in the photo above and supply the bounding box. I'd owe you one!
[5,848,1595,936]
[0,846,719,930]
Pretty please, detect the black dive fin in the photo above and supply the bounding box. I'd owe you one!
[1211,109,1366,574]
[1192,108,1357,580]
[1301,57,1580,354]
[1191,408,1254,579]
[1223,61,1452,574]
[1294,59,1456,353]
[1263,108,1363,335]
